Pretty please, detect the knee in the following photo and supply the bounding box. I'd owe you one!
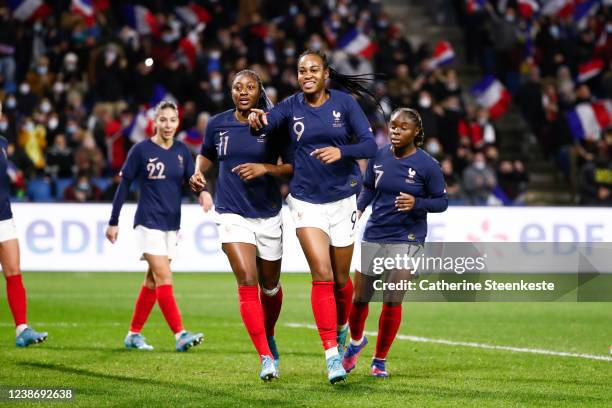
[334,274,349,288]
[259,275,279,290]
[310,263,333,282]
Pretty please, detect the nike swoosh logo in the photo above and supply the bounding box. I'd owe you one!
[220,131,229,136]
[373,165,382,169]
[149,158,158,162]
[293,116,304,120]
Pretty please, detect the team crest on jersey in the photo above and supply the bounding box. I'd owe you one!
[256,133,266,143]
[406,167,416,184]
[407,233,416,241]
[350,179,358,187]
[332,110,343,128]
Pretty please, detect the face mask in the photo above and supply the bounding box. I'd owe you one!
[310,41,321,50]
[426,142,440,155]
[65,62,77,72]
[474,161,486,170]
[53,82,65,93]
[419,96,432,108]
[48,117,59,130]
[210,77,222,88]
[40,102,52,113]
[378,19,389,28]
[284,48,295,56]
[549,25,560,39]
[24,122,34,132]
[209,51,221,60]
[105,51,117,64]
[37,66,48,75]
[67,125,78,134]
[6,97,16,109]
[19,83,30,95]
[162,34,175,43]
[77,182,90,191]
[505,15,515,23]
[289,5,298,15]
[0,122,7,131]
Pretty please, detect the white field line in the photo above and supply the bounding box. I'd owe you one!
[285,323,612,362]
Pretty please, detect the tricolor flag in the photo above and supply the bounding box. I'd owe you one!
[174,4,211,27]
[126,108,156,143]
[577,59,604,82]
[7,0,50,22]
[466,0,486,14]
[122,4,159,36]
[541,0,574,18]
[517,0,540,18]
[470,76,512,120]
[150,85,178,108]
[573,0,600,28]
[429,40,455,69]
[337,29,378,59]
[178,128,204,152]
[178,30,200,70]
[566,100,612,141]
[71,0,95,26]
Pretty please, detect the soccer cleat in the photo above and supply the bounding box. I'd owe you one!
[370,358,388,378]
[124,333,154,351]
[326,354,347,384]
[15,327,47,348]
[267,336,280,377]
[259,355,278,381]
[175,331,204,352]
[337,325,349,356]
[341,336,368,373]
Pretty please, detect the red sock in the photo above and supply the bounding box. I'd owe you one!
[375,304,402,360]
[156,285,183,334]
[239,285,271,358]
[259,285,283,337]
[334,278,353,326]
[5,275,27,326]
[129,286,156,333]
[348,302,369,341]
[311,281,337,350]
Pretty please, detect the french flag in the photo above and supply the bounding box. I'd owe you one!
[337,29,378,59]
[517,0,540,18]
[178,128,204,150]
[126,108,155,143]
[174,4,211,26]
[71,0,95,26]
[541,0,574,18]
[150,85,178,108]
[470,76,512,120]
[7,0,51,22]
[122,4,159,36]
[566,100,612,141]
[573,0,600,29]
[429,40,455,69]
[179,30,199,70]
[466,0,486,14]
[577,59,604,82]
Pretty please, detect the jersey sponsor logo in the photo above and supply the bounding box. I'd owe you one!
[293,116,304,120]
[407,233,416,241]
[373,164,383,169]
[332,110,343,128]
[406,167,416,184]
[220,130,229,136]
[148,157,159,162]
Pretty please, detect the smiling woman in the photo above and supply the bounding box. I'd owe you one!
[189,69,293,381]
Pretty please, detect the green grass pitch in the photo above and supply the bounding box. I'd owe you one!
[1,272,611,407]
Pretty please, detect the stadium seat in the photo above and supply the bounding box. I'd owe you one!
[54,178,73,200]
[26,178,53,202]
[92,177,111,192]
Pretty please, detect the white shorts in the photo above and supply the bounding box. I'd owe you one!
[286,194,358,247]
[135,225,178,260]
[0,218,18,243]
[216,212,283,261]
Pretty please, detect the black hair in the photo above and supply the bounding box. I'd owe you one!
[298,49,384,112]
[233,69,274,110]
[390,107,425,147]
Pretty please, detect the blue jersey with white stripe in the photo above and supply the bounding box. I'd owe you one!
[201,109,293,218]
[358,146,448,243]
[0,137,12,221]
[113,139,195,231]
[264,89,376,204]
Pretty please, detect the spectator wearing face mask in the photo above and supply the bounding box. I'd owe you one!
[25,56,55,98]
[63,171,102,202]
[462,151,497,205]
[45,134,74,179]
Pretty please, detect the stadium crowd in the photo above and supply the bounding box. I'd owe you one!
[1,1,608,206]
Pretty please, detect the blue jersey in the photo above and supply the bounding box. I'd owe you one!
[264,89,376,204]
[358,146,448,243]
[109,139,195,231]
[0,137,12,221]
[201,109,292,218]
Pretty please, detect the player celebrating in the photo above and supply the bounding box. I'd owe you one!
[106,100,204,352]
[190,70,291,381]
[342,107,448,377]
[0,103,48,347]
[248,50,378,383]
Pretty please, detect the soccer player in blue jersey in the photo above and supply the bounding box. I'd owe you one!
[106,100,204,352]
[248,50,378,383]
[189,70,292,381]
[342,107,448,377]
[0,103,48,347]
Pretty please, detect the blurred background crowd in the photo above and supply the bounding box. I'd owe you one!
[0,0,610,206]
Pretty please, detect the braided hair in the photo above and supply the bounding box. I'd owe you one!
[233,69,274,110]
[298,49,384,113]
[390,107,425,147]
